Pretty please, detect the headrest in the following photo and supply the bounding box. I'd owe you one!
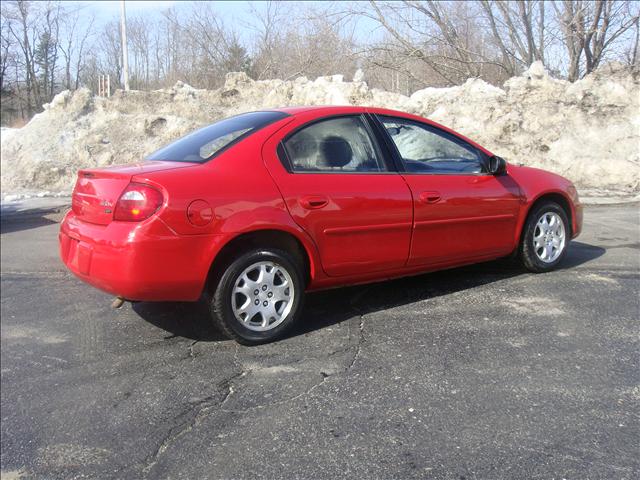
[320,136,353,168]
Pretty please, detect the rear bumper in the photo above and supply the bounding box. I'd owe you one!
[59,211,226,301]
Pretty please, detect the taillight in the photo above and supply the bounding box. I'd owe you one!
[113,183,164,221]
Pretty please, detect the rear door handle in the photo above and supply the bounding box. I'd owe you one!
[418,191,442,204]
[300,195,329,209]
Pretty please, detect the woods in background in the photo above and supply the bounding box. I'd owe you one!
[1,0,638,125]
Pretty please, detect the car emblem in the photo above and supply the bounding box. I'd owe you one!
[100,200,113,213]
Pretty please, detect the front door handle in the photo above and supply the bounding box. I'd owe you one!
[300,195,329,210]
[418,191,442,204]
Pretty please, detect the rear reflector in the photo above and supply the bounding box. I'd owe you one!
[113,183,164,222]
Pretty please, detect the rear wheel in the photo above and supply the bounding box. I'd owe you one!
[210,249,304,345]
[520,201,569,272]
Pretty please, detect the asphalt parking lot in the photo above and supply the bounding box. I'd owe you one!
[1,203,638,479]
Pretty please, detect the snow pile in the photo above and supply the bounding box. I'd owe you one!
[1,127,18,144]
[1,62,639,196]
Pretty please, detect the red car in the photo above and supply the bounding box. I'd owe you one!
[60,106,583,344]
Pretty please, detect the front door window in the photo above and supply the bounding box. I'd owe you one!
[379,116,485,174]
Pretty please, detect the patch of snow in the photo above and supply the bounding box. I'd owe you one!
[1,63,639,196]
[1,127,18,144]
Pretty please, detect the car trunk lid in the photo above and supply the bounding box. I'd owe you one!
[71,161,196,225]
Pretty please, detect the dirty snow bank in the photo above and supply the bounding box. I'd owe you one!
[1,62,638,196]
[1,127,18,144]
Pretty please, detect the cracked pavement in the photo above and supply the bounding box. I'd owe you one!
[1,204,639,479]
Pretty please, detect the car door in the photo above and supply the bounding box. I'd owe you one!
[374,114,522,267]
[263,113,413,277]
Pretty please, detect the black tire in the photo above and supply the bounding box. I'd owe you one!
[209,248,305,345]
[520,201,570,273]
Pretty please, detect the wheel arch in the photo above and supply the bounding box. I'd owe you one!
[205,227,317,293]
[517,191,573,245]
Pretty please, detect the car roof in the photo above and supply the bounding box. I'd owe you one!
[271,105,437,121]
[271,105,414,116]
[272,105,365,115]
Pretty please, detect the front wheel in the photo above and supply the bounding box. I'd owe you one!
[210,249,304,345]
[520,202,570,272]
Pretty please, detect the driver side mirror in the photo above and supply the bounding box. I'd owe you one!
[488,155,507,175]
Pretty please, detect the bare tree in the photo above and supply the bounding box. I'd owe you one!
[555,0,639,81]
[246,1,284,80]
[73,16,92,90]
[479,0,548,74]
[3,0,640,125]
[1,0,68,117]
[35,1,61,99]
[180,3,244,87]
[625,15,639,65]
[8,0,41,115]
[128,15,152,88]
[58,7,93,91]
[99,20,123,89]
[352,1,513,87]
[0,13,15,93]
[247,2,359,82]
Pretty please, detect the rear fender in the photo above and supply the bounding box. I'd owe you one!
[209,207,323,286]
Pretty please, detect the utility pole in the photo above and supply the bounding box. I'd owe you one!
[120,0,130,91]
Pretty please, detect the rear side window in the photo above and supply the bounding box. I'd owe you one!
[147,111,289,163]
[282,116,387,173]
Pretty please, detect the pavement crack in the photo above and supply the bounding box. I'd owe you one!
[187,340,199,360]
[140,366,246,477]
[232,342,240,369]
[347,314,365,371]
[220,370,328,414]
[283,371,329,403]
[218,361,248,409]
[141,397,214,476]
[219,384,235,408]
[221,307,365,415]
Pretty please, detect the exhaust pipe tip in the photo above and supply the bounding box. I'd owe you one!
[111,296,125,309]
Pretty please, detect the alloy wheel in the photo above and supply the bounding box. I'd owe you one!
[231,261,295,331]
[533,211,566,263]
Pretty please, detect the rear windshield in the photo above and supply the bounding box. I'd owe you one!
[146,111,290,163]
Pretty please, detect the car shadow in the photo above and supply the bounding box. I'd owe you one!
[558,241,608,269]
[132,300,226,341]
[132,241,605,342]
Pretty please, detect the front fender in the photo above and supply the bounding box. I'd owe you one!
[508,164,582,241]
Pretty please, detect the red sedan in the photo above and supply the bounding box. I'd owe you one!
[60,106,583,344]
